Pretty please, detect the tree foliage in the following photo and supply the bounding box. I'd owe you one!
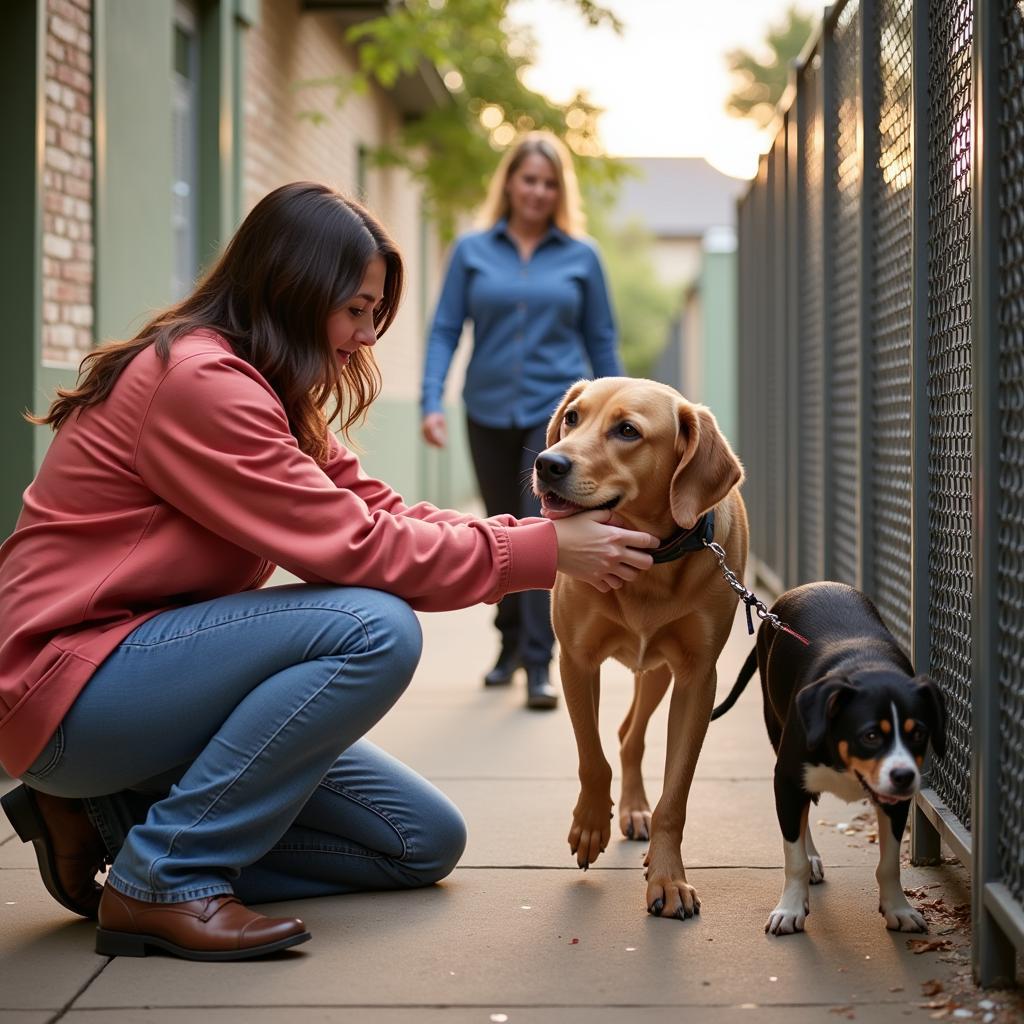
[724,5,816,127]
[303,0,627,239]
[305,0,677,375]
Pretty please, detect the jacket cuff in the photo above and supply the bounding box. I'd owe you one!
[502,519,558,593]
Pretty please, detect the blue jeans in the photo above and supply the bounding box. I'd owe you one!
[21,584,466,905]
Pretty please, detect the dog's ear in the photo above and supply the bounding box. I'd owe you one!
[913,675,947,759]
[795,675,856,751]
[669,403,745,528]
[545,380,590,448]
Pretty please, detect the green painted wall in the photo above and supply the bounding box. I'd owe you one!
[94,0,175,344]
[352,398,478,509]
[198,0,251,264]
[699,250,738,446]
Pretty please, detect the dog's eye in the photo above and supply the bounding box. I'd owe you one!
[910,724,928,745]
[564,409,579,427]
[617,422,641,439]
[860,728,882,748]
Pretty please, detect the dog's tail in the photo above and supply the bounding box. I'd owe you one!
[710,645,758,721]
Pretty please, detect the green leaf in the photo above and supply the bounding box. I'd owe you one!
[309,0,625,238]
[724,5,815,127]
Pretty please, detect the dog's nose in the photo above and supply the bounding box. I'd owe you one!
[889,767,916,791]
[535,452,572,482]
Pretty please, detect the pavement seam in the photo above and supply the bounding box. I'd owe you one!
[43,957,113,1024]
[453,864,872,871]
[54,999,935,1010]
[425,777,772,782]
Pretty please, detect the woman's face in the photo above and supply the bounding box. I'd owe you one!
[505,153,560,228]
[327,255,386,367]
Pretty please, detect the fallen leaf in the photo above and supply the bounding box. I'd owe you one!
[908,938,953,954]
[922,981,945,997]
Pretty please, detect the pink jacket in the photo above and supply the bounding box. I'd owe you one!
[0,332,557,777]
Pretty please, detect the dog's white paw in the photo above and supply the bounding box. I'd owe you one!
[880,900,927,932]
[808,855,825,885]
[765,894,809,935]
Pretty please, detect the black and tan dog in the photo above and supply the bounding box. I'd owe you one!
[533,377,748,920]
[712,580,947,935]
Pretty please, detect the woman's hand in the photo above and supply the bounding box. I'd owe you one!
[421,413,447,448]
[551,510,660,592]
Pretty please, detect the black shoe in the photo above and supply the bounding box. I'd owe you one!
[525,664,558,710]
[484,648,522,687]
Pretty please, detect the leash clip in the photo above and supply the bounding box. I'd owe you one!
[702,541,810,646]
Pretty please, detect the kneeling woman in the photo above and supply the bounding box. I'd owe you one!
[0,182,658,961]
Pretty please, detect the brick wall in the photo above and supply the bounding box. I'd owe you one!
[42,0,94,369]
[245,0,439,403]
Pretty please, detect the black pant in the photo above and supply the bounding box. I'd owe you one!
[466,417,554,667]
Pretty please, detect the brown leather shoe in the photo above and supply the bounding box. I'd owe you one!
[95,886,311,960]
[1,785,108,918]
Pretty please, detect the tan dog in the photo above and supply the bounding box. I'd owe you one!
[533,377,748,920]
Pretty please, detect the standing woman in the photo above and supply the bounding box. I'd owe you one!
[420,132,623,709]
[0,182,658,961]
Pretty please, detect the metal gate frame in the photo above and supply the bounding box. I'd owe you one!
[737,0,1024,987]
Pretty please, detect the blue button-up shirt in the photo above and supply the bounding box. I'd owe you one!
[421,219,623,428]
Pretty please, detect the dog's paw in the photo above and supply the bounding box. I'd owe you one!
[808,855,825,885]
[879,900,927,932]
[568,805,612,869]
[645,874,700,920]
[765,894,809,935]
[620,807,651,842]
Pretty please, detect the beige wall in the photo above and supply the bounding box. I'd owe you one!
[650,236,703,292]
[41,0,94,369]
[244,0,445,406]
[681,289,704,404]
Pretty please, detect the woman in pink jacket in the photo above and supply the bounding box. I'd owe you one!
[0,182,658,962]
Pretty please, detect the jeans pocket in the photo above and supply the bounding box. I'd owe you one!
[23,725,64,781]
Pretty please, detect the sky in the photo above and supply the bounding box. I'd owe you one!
[508,0,818,180]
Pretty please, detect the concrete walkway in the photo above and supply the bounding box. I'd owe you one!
[0,580,1008,1023]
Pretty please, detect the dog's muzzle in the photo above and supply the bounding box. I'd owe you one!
[534,451,621,519]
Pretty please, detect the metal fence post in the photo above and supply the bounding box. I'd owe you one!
[859,0,878,595]
[773,135,788,587]
[765,140,783,587]
[970,0,1017,988]
[786,86,802,590]
[752,157,767,575]
[822,9,837,582]
[909,0,942,866]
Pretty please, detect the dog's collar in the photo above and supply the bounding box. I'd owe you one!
[650,510,715,564]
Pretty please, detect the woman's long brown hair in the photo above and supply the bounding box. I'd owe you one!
[30,182,404,464]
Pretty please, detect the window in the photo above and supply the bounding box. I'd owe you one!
[171,1,199,300]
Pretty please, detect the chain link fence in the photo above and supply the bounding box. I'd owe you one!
[736,0,1024,987]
